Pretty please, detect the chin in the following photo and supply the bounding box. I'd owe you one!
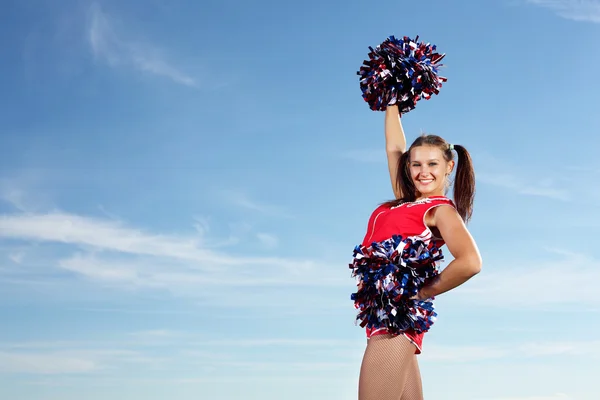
[416,186,442,197]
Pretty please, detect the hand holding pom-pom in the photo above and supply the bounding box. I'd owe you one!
[357,35,447,114]
[349,235,442,334]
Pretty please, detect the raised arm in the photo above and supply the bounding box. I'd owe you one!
[385,105,407,199]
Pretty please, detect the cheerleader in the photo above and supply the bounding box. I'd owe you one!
[351,105,482,400]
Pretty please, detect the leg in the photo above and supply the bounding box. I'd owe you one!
[400,354,423,400]
[358,334,418,400]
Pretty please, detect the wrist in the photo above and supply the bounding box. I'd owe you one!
[418,287,434,300]
[385,104,399,114]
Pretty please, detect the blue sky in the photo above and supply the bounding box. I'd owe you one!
[1,0,599,399]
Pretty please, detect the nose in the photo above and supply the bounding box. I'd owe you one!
[418,165,431,175]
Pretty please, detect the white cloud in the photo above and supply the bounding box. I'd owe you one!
[56,251,331,288]
[192,216,210,236]
[422,339,600,365]
[0,335,356,378]
[193,338,355,348]
[526,0,600,23]
[2,335,598,378]
[479,394,573,400]
[3,208,600,310]
[421,344,508,363]
[3,205,600,313]
[0,185,28,211]
[0,174,51,212]
[88,3,196,86]
[0,212,214,265]
[521,340,600,357]
[66,306,196,315]
[127,329,182,339]
[257,232,278,248]
[221,190,295,219]
[0,347,159,375]
[476,172,570,201]
[60,254,141,282]
[8,251,24,264]
[448,250,600,308]
[0,351,96,374]
[0,210,343,305]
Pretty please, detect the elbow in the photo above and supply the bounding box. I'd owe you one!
[386,146,405,154]
[458,253,482,278]
[466,254,482,277]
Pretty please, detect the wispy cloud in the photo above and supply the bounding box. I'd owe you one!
[477,172,570,201]
[127,329,182,340]
[2,334,598,377]
[0,212,210,263]
[221,190,295,219]
[0,347,163,375]
[8,251,24,264]
[4,206,599,310]
[87,3,197,86]
[526,0,600,23]
[423,339,600,364]
[0,185,28,211]
[449,250,600,308]
[0,334,356,378]
[256,232,278,248]
[0,351,97,374]
[0,210,342,307]
[421,344,509,363]
[0,174,51,212]
[474,152,600,202]
[479,394,572,400]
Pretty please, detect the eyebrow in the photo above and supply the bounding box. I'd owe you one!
[411,159,440,163]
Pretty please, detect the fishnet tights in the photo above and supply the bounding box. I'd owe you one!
[358,334,423,400]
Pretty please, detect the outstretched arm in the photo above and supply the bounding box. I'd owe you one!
[416,206,482,299]
[385,105,406,199]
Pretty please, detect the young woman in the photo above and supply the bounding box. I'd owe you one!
[352,104,482,400]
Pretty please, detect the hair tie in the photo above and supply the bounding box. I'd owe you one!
[448,144,454,151]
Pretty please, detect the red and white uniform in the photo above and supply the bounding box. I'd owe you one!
[360,195,455,354]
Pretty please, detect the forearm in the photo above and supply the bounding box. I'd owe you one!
[385,105,406,153]
[419,257,481,298]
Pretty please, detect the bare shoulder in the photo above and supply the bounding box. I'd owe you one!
[430,203,462,227]
[424,202,460,229]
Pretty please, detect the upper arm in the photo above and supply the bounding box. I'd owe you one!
[430,205,482,269]
[387,149,403,199]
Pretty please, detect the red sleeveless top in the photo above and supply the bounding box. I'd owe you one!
[360,196,455,354]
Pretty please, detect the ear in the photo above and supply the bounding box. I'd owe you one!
[447,160,455,175]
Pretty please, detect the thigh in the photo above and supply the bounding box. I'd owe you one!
[400,355,423,400]
[358,334,417,400]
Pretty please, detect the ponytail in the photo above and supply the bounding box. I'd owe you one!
[452,144,475,223]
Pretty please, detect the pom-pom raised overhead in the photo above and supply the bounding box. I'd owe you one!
[357,35,447,113]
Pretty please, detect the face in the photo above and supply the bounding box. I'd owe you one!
[409,145,454,198]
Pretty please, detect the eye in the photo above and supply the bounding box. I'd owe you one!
[429,162,438,167]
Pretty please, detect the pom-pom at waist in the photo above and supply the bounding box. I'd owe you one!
[349,235,442,334]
